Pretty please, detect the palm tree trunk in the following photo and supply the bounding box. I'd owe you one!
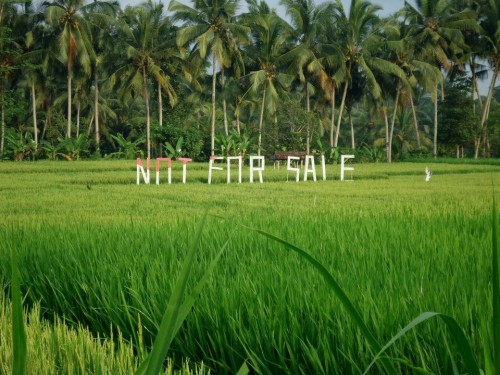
[235,97,241,135]
[383,106,389,161]
[433,83,438,158]
[305,78,310,153]
[67,70,72,138]
[258,84,266,156]
[211,55,217,156]
[223,100,228,136]
[409,89,420,148]
[470,58,483,114]
[477,60,499,158]
[158,81,163,128]
[143,66,151,160]
[32,82,37,147]
[330,85,336,148]
[87,115,94,137]
[236,109,241,135]
[221,68,228,136]
[475,81,484,113]
[334,81,349,148]
[471,68,480,159]
[388,82,401,163]
[95,69,100,151]
[349,111,355,149]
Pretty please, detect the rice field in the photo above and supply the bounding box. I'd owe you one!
[0,159,499,374]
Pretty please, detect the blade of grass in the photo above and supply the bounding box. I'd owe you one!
[136,210,209,375]
[236,361,249,375]
[11,250,27,375]
[492,198,499,375]
[362,311,480,375]
[173,230,233,336]
[136,210,230,375]
[442,330,459,375]
[481,318,493,375]
[245,226,398,375]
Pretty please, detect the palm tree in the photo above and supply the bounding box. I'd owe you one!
[82,0,118,152]
[403,0,478,157]
[314,20,346,149]
[381,17,441,161]
[332,0,406,156]
[169,0,250,156]
[10,1,44,149]
[476,0,500,157]
[240,6,293,155]
[280,0,334,153]
[43,0,118,139]
[111,3,177,160]
[383,15,441,151]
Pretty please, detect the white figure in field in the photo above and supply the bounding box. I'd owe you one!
[425,166,432,182]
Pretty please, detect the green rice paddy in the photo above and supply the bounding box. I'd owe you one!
[0,159,499,374]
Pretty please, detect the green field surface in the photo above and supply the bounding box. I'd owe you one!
[1,160,499,374]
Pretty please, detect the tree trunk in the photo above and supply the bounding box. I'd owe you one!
[334,81,349,148]
[158,81,162,128]
[475,80,484,113]
[305,77,310,154]
[87,115,94,137]
[223,98,228,136]
[476,60,498,158]
[330,84,336,148]
[388,83,401,164]
[485,129,490,157]
[471,63,480,159]
[67,71,72,138]
[32,82,37,147]
[211,56,217,156]
[433,83,438,158]
[409,89,420,148]
[143,66,151,160]
[349,111,355,150]
[95,69,100,151]
[258,84,266,156]
[221,68,228,136]
[474,138,480,159]
[76,101,80,138]
[383,106,389,162]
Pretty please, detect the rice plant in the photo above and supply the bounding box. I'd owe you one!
[0,160,498,373]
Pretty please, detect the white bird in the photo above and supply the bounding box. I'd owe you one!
[425,166,432,182]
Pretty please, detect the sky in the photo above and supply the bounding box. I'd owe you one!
[120,0,406,17]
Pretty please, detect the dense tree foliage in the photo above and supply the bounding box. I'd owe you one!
[438,77,480,156]
[1,0,499,161]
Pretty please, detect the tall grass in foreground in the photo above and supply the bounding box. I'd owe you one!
[1,160,499,373]
[1,210,492,373]
[1,274,206,374]
[5,203,497,374]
